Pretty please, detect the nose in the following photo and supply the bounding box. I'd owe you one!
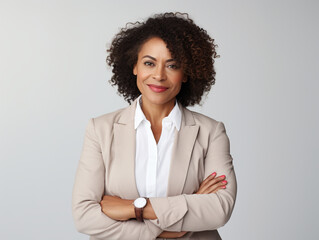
[152,64,166,81]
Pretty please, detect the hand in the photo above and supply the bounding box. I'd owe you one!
[100,195,135,221]
[158,230,188,238]
[196,172,227,194]
[157,173,227,238]
[101,197,186,239]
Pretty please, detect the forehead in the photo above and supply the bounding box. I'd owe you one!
[138,37,173,58]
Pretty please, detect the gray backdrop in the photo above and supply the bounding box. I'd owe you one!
[1,0,318,239]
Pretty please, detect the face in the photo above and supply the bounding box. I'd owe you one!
[133,37,186,108]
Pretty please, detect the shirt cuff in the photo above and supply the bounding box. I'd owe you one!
[149,195,188,231]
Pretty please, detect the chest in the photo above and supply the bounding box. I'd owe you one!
[100,123,207,199]
[135,124,176,198]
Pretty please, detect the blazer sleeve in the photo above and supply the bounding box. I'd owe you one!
[72,118,162,239]
[149,121,237,232]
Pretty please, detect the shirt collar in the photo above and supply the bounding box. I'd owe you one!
[134,95,182,131]
[134,95,146,129]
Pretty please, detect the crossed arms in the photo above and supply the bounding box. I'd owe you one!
[72,119,237,239]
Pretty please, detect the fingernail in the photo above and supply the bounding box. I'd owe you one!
[211,172,216,176]
[221,186,226,189]
[220,175,226,178]
[222,180,227,184]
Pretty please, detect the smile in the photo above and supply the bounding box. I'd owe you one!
[147,84,168,93]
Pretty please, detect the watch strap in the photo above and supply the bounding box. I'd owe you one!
[135,205,144,222]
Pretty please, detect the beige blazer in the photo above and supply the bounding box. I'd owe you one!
[72,98,237,240]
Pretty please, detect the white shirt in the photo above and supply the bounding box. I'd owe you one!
[134,95,182,198]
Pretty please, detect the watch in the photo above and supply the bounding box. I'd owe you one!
[133,197,148,222]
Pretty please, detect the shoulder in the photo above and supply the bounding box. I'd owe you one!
[93,106,128,126]
[182,106,219,127]
[190,109,218,125]
[181,106,228,137]
[92,99,137,127]
[84,103,134,136]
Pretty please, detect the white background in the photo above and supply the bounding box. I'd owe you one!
[1,0,318,239]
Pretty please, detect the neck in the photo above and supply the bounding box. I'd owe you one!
[140,96,175,127]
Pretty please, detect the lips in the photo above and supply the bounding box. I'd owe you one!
[147,84,168,93]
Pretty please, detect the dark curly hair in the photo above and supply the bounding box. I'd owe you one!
[106,12,218,107]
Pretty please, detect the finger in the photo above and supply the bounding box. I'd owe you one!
[215,175,226,182]
[197,174,226,194]
[201,174,226,188]
[196,174,214,194]
[198,172,217,190]
[203,175,226,188]
[199,179,227,194]
[103,195,120,200]
[205,180,228,194]
[211,185,227,193]
[197,175,218,194]
[200,172,217,186]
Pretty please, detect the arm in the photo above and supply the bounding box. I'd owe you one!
[72,119,162,239]
[157,173,227,238]
[148,121,237,232]
[100,196,187,238]
[101,173,228,238]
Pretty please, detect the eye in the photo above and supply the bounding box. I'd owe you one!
[144,61,155,67]
[167,63,180,69]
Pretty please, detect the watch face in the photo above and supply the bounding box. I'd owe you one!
[134,197,147,208]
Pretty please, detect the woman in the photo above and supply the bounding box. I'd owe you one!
[72,12,237,240]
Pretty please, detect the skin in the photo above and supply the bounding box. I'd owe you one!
[100,37,227,238]
[133,37,187,143]
[101,174,227,238]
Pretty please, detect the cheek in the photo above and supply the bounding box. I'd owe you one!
[171,73,185,87]
[136,67,151,81]
[136,72,148,92]
[170,80,183,96]
[136,76,143,90]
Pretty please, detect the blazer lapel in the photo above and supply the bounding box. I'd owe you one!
[112,99,199,198]
[113,99,140,199]
[167,103,199,196]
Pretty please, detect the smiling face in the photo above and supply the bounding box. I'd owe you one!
[133,37,186,108]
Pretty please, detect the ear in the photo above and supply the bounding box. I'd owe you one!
[182,75,187,83]
[133,65,137,75]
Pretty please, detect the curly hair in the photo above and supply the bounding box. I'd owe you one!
[106,12,218,107]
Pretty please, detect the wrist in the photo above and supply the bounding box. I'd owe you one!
[133,197,148,221]
[144,199,157,220]
[128,201,135,219]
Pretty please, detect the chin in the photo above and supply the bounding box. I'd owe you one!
[143,94,175,106]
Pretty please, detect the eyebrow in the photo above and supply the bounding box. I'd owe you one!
[142,55,175,62]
